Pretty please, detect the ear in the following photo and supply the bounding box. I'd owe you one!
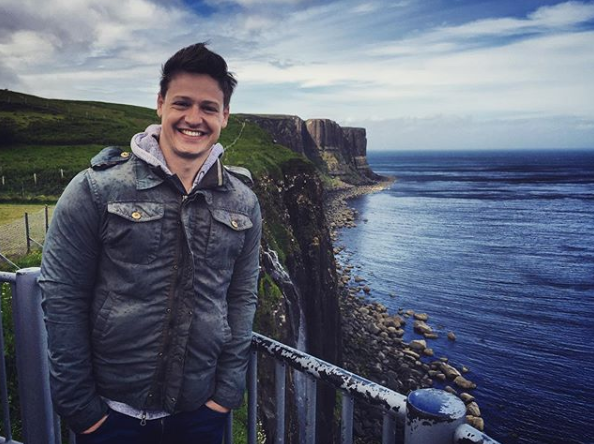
[222,106,230,129]
[156,93,164,118]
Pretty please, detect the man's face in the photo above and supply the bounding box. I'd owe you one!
[157,72,229,167]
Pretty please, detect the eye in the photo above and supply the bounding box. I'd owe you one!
[173,101,190,108]
[203,105,218,113]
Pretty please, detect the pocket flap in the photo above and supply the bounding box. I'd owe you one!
[211,209,253,231]
[107,202,164,222]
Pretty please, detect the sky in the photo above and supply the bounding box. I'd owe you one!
[1,0,593,150]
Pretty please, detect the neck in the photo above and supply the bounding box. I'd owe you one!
[163,153,208,193]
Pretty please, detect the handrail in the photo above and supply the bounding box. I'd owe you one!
[252,332,407,416]
[1,269,501,444]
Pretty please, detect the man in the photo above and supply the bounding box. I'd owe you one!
[39,43,262,444]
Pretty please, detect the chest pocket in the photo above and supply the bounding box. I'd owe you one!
[105,202,164,265]
[207,208,253,269]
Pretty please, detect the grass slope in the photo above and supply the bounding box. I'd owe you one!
[0,90,304,200]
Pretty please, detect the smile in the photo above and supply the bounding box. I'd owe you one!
[178,128,207,137]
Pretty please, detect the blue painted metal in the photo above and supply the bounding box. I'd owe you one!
[247,350,258,444]
[251,333,408,416]
[340,392,354,444]
[275,361,286,444]
[0,278,14,442]
[405,389,467,444]
[0,270,503,444]
[454,423,501,444]
[11,268,60,444]
[305,375,317,444]
[382,411,396,444]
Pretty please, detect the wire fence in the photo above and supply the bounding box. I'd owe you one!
[0,207,52,261]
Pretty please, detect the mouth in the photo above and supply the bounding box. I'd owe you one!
[178,128,208,137]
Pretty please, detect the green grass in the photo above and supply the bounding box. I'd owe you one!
[0,204,52,225]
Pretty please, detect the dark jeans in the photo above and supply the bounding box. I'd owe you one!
[75,405,229,444]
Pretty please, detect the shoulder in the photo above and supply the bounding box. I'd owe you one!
[90,146,132,170]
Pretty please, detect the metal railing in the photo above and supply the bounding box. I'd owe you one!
[0,268,501,444]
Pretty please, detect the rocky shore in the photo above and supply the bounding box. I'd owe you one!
[324,179,485,438]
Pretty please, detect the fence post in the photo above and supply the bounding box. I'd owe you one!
[404,388,466,444]
[12,267,60,444]
[25,212,31,254]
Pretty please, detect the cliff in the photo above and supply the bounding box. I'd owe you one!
[239,114,380,185]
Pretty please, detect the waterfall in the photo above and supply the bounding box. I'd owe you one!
[261,249,308,443]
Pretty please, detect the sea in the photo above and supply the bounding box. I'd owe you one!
[335,148,594,444]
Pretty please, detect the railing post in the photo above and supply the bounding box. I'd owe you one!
[382,410,396,444]
[340,392,354,444]
[247,350,258,444]
[275,361,286,444]
[305,375,317,444]
[405,389,466,444]
[25,213,31,254]
[12,267,60,444]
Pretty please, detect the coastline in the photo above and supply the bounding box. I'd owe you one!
[324,177,485,437]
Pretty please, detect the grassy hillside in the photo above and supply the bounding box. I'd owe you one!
[0,90,304,200]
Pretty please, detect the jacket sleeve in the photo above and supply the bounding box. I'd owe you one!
[38,170,109,433]
[211,199,262,409]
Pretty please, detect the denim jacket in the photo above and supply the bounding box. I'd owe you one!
[39,147,261,433]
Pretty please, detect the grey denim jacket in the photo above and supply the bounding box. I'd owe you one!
[39,147,261,433]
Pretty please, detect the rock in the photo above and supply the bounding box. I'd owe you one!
[440,363,462,379]
[409,339,427,351]
[413,313,428,321]
[423,348,434,357]
[367,324,381,335]
[423,332,439,339]
[460,393,475,404]
[444,386,457,395]
[358,307,369,315]
[435,373,446,381]
[454,375,477,389]
[447,331,457,341]
[363,286,371,294]
[403,349,420,360]
[413,320,433,335]
[461,365,470,373]
[466,401,481,417]
[466,415,484,431]
[354,276,365,282]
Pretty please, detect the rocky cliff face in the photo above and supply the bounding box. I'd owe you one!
[244,114,380,184]
[254,158,341,444]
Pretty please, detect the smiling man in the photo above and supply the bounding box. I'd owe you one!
[39,43,262,444]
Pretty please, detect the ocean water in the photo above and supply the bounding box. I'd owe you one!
[335,149,594,444]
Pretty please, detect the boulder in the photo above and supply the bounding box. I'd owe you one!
[423,348,434,357]
[413,320,433,335]
[460,393,475,404]
[440,363,461,379]
[466,402,481,417]
[447,331,457,341]
[466,416,484,431]
[409,339,427,351]
[454,375,477,389]
[424,332,439,339]
[413,313,429,321]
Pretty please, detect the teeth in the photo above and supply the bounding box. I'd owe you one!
[180,129,205,137]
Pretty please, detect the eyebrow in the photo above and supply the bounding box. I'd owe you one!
[170,95,221,107]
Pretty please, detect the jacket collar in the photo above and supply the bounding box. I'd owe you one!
[135,156,233,192]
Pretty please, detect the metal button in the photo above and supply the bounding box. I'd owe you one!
[171,397,176,402]
[231,220,239,229]
[120,151,130,158]
[131,211,141,220]
[173,265,179,270]
[166,308,171,313]
[148,393,153,398]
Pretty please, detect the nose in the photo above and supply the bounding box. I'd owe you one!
[185,105,203,126]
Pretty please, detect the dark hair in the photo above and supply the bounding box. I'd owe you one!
[159,43,237,107]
